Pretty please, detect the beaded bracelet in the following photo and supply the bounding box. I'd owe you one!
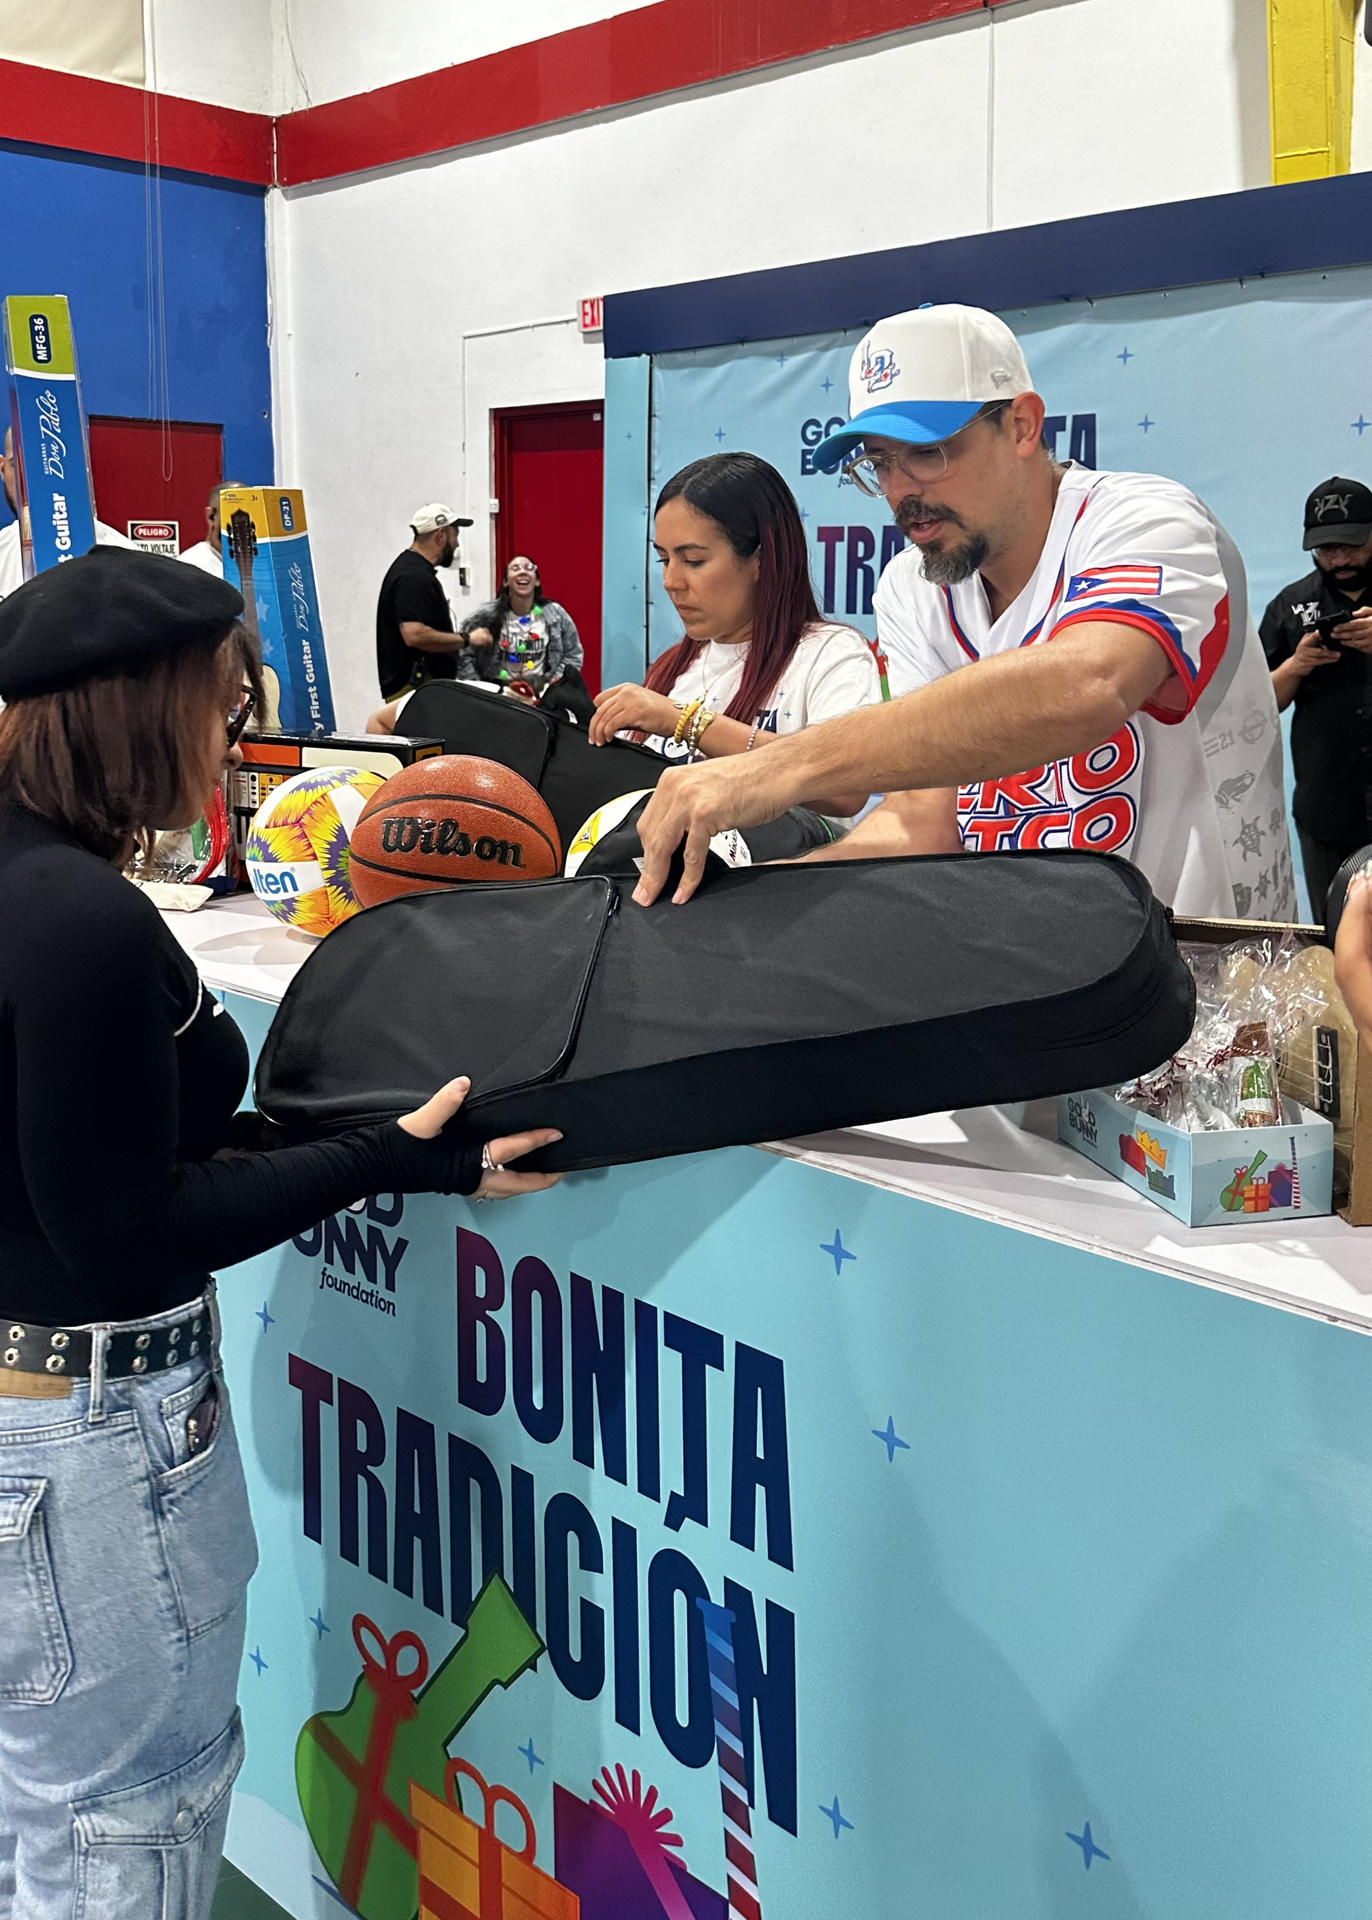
[689,706,717,754]
[745,721,761,752]
[672,699,702,747]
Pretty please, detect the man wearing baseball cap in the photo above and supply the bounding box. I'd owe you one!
[375,501,475,699]
[634,304,1294,920]
[1260,478,1372,919]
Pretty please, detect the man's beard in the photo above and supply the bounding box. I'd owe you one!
[895,498,989,585]
[1320,555,1372,595]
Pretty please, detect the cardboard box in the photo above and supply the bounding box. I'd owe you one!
[230,731,443,868]
[1058,1084,1333,1226]
[1174,914,1372,1226]
[2,295,97,578]
[220,487,334,734]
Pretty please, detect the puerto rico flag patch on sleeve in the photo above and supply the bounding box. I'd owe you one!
[1066,564,1165,602]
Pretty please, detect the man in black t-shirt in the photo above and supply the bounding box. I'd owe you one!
[375,502,476,698]
[1261,476,1372,920]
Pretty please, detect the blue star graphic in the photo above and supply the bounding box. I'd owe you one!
[821,1228,856,1275]
[1117,345,1133,365]
[775,354,788,367]
[714,427,727,443]
[1138,415,1154,433]
[310,1609,330,1640]
[1066,1821,1110,1870]
[1354,416,1371,435]
[799,506,809,521]
[249,1646,269,1675]
[518,1738,545,1774]
[822,376,835,393]
[255,1302,275,1331]
[820,1796,854,1838]
[871,1416,910,1463]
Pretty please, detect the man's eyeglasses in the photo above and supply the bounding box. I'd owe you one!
[840,401,1011,496]
[226,689,257,747]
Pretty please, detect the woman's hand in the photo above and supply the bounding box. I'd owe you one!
[589,683,682,746]
[400,1077,563,1198]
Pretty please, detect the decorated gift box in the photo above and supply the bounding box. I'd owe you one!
[1058,1085,1333,1226]
[412,1763,578,1920]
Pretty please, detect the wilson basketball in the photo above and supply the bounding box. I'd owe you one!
[349,755,561,906]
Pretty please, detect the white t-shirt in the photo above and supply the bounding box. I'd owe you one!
[643,620,882,758]
[0,517,138,601]
[641,620,883,831]
[873,465,1294,920]
[179,539,223,577]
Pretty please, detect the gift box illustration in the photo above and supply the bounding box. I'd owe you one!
[412,1758,578,1920]
[553,1773,727,1920]
[296,1576,544,1920]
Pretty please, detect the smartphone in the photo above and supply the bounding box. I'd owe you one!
[1311,612,1348,650]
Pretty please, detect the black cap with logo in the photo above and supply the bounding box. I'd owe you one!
[1303,476,1372,550]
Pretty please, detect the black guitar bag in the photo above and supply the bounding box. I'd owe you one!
[396,677,834,865]
[255,850,1193,1172]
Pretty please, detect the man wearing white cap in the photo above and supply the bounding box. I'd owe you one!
[633,304,1293,919]
[375,501,476,699]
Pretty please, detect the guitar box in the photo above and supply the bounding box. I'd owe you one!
[255,850,1194,1173]
[394,676,834,865]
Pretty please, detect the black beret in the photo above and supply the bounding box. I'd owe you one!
[0,545,245,699]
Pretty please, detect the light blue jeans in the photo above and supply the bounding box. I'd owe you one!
[0,1288,258,1918]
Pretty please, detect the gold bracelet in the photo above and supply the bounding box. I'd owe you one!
[689,706,717,754]
[672,699,702,747]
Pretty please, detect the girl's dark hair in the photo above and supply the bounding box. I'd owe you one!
[0,622,263,861]
[645,451,821,725]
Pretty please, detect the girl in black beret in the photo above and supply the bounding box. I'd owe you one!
[0,548,560,1916]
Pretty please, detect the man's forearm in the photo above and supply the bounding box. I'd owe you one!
[757,625,1170,811]
[1270,660,1302,712]
[405,625,468,653]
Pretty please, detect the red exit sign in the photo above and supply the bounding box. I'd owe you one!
[579,296,603,333]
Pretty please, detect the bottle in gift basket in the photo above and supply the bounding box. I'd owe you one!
[1231,1022,1280,1129]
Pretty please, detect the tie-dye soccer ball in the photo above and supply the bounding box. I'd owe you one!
[244,764,386,937]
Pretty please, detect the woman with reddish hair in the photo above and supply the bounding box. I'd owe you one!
[588,452,881,824]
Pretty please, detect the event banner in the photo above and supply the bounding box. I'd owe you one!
[643,264,1372,659]
[219,991,1372,1920]
[2,294,97,578]
[221,486,336,734]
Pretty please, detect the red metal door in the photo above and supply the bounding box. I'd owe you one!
[87,417,224,554]
[493,401,604,692]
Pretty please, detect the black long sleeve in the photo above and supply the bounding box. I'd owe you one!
[0,807,478,1323]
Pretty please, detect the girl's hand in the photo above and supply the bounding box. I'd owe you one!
[589,684,682,746]
[399,1077,562,1198]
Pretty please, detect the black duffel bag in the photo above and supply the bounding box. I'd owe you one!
[255,850,1194,1172]
[396,677,834,864]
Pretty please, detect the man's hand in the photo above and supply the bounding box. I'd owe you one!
[1331,608,1372,655]
[589,683,682,746]
[633,752,800,905]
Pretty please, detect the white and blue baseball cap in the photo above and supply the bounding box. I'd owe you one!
[809,304,1034,473]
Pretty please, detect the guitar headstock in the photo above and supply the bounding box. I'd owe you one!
[227,507,258,568]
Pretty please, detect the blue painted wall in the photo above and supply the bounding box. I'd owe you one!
[0,139,271,528]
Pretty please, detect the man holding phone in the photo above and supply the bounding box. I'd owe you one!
[1260,477,1372,919]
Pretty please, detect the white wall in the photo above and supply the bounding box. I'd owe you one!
[269,0,1268,729]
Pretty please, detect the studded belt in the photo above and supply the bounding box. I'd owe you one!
[2,1296,211,1385]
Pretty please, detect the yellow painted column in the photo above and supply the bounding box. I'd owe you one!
[1268,0,1358,182]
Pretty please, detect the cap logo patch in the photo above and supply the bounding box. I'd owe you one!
[1314,492,1354,521]
[989,368,1013,389]
[861,346,899,394]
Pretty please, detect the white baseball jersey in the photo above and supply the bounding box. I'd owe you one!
[874,464,1294,920]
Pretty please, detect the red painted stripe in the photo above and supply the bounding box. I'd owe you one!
[0,57,273,185]
[276,0,991,186]
[728,1879,764,1920]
